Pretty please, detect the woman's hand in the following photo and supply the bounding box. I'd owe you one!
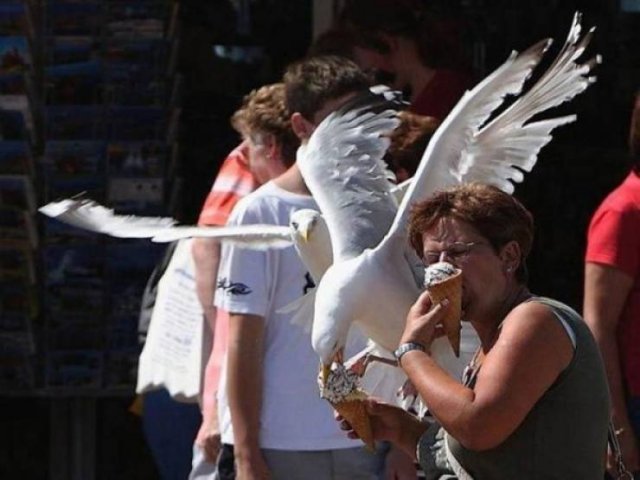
[337,399,427,457]
[400,290,449,348]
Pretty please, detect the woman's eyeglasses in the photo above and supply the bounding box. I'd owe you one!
[423,241,487,267]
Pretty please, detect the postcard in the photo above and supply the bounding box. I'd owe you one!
[42,243,105,287]
[42,140,105,176]
[0,174,35,211]
[45,350,103,388]
[45,105,105,140]
[106,141,165,176]
[0,140,30,174]
[0,205,37,248]
[0,244,35,283]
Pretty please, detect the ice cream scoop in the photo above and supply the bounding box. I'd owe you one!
[318,362,374,450]
[423,261,463,356]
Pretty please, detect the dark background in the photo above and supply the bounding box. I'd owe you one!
[2,0,639,478]
[178,0,640,311]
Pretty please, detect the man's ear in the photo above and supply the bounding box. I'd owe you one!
[499,240,521,273]
[291,112,314,141]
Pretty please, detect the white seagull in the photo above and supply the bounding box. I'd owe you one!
[303,12,600,380]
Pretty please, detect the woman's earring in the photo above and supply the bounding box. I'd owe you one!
[506,266,513,273]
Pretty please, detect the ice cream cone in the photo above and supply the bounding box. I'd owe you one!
[332,394,375,450]
[427,270,463,357]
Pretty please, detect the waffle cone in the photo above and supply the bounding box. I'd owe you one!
[332,397,374,450]
[427,270,462,357]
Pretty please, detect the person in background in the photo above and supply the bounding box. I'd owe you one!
[385,111,439,182]
[216,69,382,480]
[189,139,258,478]
[340,183,610,479]
[139,241,202,480]
[338,0,472,121]
[584,91,640,478]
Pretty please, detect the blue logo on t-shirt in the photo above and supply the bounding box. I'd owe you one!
[217,277,252,296]
[303,272,315,295]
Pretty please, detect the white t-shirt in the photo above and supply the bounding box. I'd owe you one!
[215,182,365,450]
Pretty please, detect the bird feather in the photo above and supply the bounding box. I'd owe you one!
[385,12,597,245]
[150,225,292,247]
[39,198,177,238]
[39,197,294,248]
[297,87,402,262]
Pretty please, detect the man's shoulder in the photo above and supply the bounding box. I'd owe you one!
[229,183,292,222]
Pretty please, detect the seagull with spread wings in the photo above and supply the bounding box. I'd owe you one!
[306,12,600,382]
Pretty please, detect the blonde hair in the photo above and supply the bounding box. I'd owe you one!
[231,83,299,165]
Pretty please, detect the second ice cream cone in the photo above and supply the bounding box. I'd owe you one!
[332,396,375,450]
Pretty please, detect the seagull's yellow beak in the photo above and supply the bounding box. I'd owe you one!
[300,226,310,242]
[321,363,331,384]
[320,348,344,384]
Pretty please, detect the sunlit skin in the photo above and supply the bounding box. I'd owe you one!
[245,132,289,185]
[420,217,517,344]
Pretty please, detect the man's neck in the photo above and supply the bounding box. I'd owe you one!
[273,163,311,196]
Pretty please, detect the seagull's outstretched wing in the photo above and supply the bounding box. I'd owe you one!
[459,14,599,190]
[384,12,597,246]
[150,225,292,248]
[297,88,402,261]
[40,197,294,248]
[39,198,177,238]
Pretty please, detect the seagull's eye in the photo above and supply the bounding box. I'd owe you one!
[291,221,299,229]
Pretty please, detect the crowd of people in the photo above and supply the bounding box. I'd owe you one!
[139,1,640,479]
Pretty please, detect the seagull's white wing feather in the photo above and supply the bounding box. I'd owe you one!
[385,12,596,244]
[461,17,600,192]
[40,197,293,248]
[390,177,412,203]
[39,198,177,238]
[298,91,401,261]
[150,225,292,248]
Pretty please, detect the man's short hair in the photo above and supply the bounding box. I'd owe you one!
[283,55,370,121]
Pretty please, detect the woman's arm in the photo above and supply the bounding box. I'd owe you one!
[401,296,573,451]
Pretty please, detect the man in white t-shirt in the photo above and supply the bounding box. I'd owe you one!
[215,60,384,479]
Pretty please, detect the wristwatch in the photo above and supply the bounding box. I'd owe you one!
[393,342,426,363]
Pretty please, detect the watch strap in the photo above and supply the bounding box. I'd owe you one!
[394,342,426,362]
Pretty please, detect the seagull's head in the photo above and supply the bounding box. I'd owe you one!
[290,209,333,284]
[289,209,320,243]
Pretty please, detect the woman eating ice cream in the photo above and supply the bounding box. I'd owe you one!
[338,183,611,479]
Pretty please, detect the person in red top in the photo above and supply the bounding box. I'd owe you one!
[584,91,640,478]
[337,0,473,121]
[190,140,258,477]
